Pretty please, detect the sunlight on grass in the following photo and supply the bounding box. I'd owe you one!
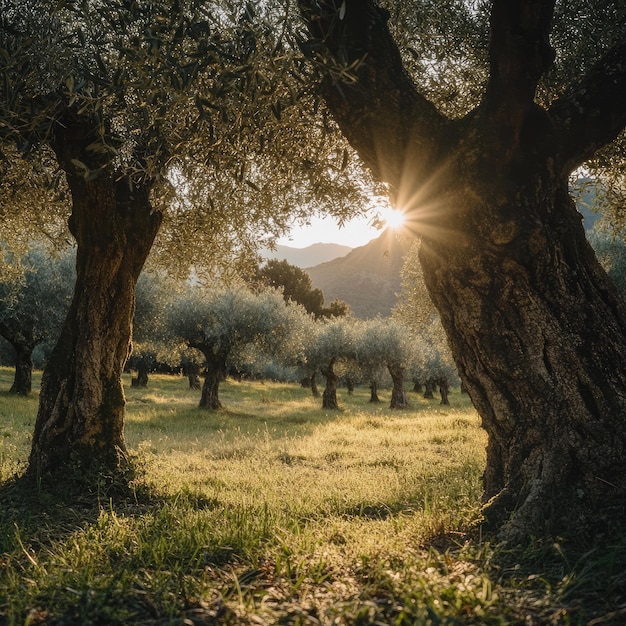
[2,368,621,624]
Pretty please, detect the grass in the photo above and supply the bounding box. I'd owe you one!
[0,367,625,625]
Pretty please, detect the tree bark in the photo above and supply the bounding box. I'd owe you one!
[28,114,162,479]
[199,363,224,410]
[310,372,319,397]
[438,378,450,406]
[321,360,339,409]
[9,341,34,395]
[423,379,435,400]
[298,0,626,538]
[369,380,380,403]
[388,365,409,409]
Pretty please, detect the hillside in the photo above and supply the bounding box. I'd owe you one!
[261,242,352,268]
[307,228,414,319]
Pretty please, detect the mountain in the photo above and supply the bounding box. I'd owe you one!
[261,242,353,268]
[307,228,414,319]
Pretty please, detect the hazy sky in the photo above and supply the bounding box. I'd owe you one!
[276,212,387,249]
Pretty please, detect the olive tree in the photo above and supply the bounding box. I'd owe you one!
[355,317,416,409]
[1,1,373,480]
[297,0,626,538]
[0,246,74,394]
[303,316,356,409]
[168,286,306,410]
[129,270,183,387]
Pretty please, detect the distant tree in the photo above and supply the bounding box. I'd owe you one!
[0,246,74,395]
[320,298,351,319]
[355,318,415,409]
[255,259,349,319]
[304,317,356,409]
[130,271,182,388]
[394,243,457,405]
[411,321,459,406]
[168,286,304,410]
[588,231,626,296]
[354,318,388,403]
[298,316,322,397]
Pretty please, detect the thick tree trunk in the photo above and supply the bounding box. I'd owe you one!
[298,0,626,539]
[10,342,34,396]
[28,116,162,479]
[321,360,339,409]
[412,379,423,394]
[369,380,380,403]
[419,173,626,539]
[310,372,319,397]
[388,365,409,409]
[199,364,224,410]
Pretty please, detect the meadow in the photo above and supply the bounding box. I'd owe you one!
[0,367,624,625]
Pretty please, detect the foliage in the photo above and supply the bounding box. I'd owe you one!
[0,146,71,282]
[0,245,74,389]
[588,229,626,295]
[0,0,377,278]
[393,241,457,385]
[254,258,349,318]
[302,315,356,378]
[130,270,185,379]
[167,284,309,406]
[169,284,307,365]
[354,316,414,383]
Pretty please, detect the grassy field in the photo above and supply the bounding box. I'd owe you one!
[0,367,624,625]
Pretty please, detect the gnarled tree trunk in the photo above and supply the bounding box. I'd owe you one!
[299,0,626,539]
[199,363,225,410]
[388,365,409,409]
[369,380,380,403]
[321,359,339,409]
[28,114,162,479]
[9,341,34,396]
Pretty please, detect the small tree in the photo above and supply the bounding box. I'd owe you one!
[0,246,74,394]
[356,318,416,409]
[130,270,182,387]
[354,318,389,403]
[169,286,304,410]
[304,317,356,410]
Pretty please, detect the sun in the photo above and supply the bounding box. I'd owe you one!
[382,208,406,230]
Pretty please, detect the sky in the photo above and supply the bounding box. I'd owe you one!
[276,206,404,249]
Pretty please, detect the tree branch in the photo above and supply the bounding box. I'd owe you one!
[483,0,556,129]
[550,40,626,174]
[297,0,449,191]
